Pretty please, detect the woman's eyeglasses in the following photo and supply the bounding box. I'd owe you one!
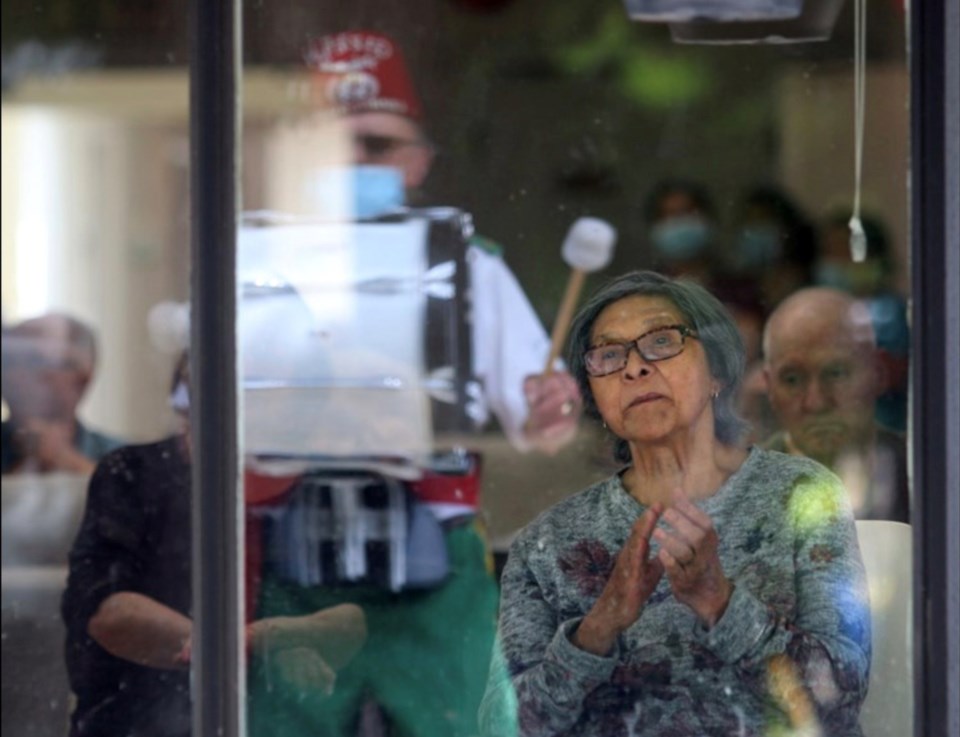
[584,325,697,377]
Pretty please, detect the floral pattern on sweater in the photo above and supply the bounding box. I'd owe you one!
[480,448,871,737]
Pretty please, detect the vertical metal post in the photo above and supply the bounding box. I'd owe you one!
[189,0,242,734]
[910,0,960,734]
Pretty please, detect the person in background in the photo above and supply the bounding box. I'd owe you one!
[245,29,584,737]
[706,276,776,447]
[728,185,819,310]
[480,270,869,737]
[2,312,124,475]
[761,286,910,522]
[643,178,719,284]
[62,352,368,737]
[815,210,909,433]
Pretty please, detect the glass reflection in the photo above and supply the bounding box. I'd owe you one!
[241,29,583,736]
[0,0,916,734]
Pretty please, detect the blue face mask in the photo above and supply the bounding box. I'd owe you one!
[814,260,887,295]
[736,224,783,269]
[169,381,189,413]
[310,165,405,220]
[650,216,712,260]
[813,261,853,290]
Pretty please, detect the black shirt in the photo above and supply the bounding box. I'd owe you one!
[61,437,192,737]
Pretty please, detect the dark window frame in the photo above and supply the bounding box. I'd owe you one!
[909,0,960,735]
[189,0,242,735]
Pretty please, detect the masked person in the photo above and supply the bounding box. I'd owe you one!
[245,30,584,737]
[728,185,819,311]
[643,179,718,284]
[2,313,124,475]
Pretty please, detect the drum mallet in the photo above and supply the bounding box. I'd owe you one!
[544,217,618,374]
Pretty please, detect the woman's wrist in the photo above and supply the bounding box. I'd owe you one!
[698,579,734,629]
[572,615,617,656]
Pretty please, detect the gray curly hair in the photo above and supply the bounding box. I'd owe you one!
[567,270,748,464]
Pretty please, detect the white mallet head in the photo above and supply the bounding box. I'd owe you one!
[147,301,190,354]
[562,217,617,272]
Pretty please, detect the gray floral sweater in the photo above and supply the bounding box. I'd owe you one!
[480,448,870,737]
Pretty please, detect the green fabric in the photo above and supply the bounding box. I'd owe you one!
[249,521,499,737]
[469,235,504,257]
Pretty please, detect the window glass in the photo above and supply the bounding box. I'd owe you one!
[1,4,193,736]
[1,0,915,736]
[238,3,911,737]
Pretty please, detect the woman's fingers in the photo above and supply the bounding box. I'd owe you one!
[620,504,662,566]
[652,520,698,565]
[632,503,664,543]
[599,505,666,622]
[670,497,713,530]
[654,500,717,560]
[657,547,686,577]
[635,503,663,547]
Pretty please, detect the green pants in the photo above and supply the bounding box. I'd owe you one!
[248,521,499,737]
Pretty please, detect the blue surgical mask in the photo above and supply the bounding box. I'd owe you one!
[650,216,712,260]
[814,260,886,295]
[813,261,853,290]
[735,224,783,269]
[169,381,190,413]
[309,165,405,220]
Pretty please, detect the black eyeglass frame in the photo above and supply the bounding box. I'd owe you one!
[583,324,697,377]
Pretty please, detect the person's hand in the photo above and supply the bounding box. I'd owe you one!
[522,371,583,455]
[653,493,732,628]
[248,604,367,670]
[574,504,664,656]
[271,646,338,697]
[247,606,366,698]
[13,418,95,474]
[173,636,192,669]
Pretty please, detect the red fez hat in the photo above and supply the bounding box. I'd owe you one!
[304,30,423,122]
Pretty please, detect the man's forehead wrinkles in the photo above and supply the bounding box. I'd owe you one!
[770,342,854,363]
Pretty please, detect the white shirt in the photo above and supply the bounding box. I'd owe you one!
[468,244,553,452]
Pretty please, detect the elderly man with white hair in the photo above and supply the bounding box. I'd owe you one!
[761,287,909,522]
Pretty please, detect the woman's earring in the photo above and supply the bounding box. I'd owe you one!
[712,390,720,400]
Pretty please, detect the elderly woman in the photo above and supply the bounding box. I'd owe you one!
[480,271,870,737]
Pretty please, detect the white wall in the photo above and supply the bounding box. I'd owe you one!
[779,63,909,294]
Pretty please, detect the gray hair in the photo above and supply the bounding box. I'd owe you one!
[567,270,748,463]
[4,312,98,370]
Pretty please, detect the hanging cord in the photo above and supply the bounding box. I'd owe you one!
[849,0,868,262]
